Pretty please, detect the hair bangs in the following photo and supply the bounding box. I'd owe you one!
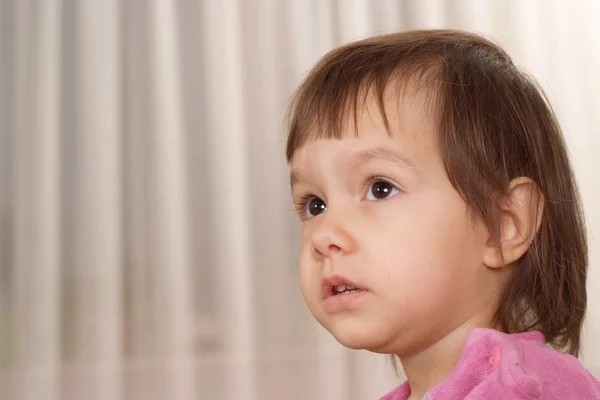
[285,41,442,162]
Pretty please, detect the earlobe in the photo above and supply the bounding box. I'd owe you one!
[483,177,545,268]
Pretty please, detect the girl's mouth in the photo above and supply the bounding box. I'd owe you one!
[321,274,368,300]
[332,284,365,296]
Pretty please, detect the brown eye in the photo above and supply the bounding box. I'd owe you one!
[305,197,326,218]
[366,179,400,201]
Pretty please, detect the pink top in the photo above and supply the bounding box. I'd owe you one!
[381,328,600,399]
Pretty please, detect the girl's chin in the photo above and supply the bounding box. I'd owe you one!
[325,322,397,353]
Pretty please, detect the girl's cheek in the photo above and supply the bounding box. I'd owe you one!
[300,222,316,243]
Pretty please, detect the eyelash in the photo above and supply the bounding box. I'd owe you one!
[293,176,399,219]
[293,193,315,219]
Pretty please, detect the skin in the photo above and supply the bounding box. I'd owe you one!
[289,88,540,399]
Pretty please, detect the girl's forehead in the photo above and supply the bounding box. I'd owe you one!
[289,98,438,170]
[289,130,435,182]
[290,86,438,159]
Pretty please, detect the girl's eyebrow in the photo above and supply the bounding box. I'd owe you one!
[346,146,417,171]
[290,146,417,190]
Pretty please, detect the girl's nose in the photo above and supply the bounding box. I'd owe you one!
[310,213,355,258]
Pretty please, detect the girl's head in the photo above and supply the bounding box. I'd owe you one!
[286,30,587,358]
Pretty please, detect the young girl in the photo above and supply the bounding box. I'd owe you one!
[285,30,600,399]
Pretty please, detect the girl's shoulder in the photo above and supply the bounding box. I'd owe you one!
[380,328,600,400]
[491,328,600,399]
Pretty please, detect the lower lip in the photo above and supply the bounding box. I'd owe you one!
[322,290,368,313]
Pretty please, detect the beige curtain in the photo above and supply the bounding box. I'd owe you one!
[1,1,599,399]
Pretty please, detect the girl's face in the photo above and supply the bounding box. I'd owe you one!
[289,91,501,357]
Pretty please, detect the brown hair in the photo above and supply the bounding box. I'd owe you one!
[285,30,588,356]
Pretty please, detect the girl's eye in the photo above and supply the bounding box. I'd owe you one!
[365,179,400,201]
[305,197,327,219]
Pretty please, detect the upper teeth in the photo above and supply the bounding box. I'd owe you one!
[335,284,355,292]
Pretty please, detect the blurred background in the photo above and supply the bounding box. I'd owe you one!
[1,0,600,399]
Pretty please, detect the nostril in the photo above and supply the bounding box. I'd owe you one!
[311,243,323,258]
[328,244,341,253]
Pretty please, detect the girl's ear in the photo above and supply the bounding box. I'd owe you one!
[483,177,545,268]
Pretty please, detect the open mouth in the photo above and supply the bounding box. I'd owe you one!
[331,284,366,296]
[322,275,368,300]
[321,276,369,312]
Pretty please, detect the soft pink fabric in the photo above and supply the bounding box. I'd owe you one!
[380,328,600,399]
